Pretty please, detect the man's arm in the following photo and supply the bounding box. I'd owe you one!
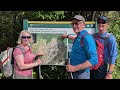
[74,34,98,71]
[66,34,98,72]
[108,64,115,73]
[60,34,76,40]
[105,35,118,79]
[105,64,115,79]
[75,61,92,71]
[66,60,92,72]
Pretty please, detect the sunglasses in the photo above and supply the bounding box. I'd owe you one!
[97,19,107,24]
[71,21,83,26]
[21,36,31,39]
[97,21,106,24]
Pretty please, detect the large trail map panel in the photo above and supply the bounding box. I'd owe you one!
[31,33,67,65]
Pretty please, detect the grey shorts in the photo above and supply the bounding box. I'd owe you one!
[13,72,32,79]
[72,71,90,79]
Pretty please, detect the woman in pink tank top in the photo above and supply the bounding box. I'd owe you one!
[13,30,44,79]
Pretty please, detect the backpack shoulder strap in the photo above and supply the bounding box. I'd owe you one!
[93,33,98,37]
[15,45,25,57]
[10,46,26,65]
[80,32,89,45]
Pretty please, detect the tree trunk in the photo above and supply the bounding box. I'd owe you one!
[92,11,96,21]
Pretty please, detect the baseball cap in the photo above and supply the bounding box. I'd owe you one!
[71,15,85,22]
[97,16,108,23]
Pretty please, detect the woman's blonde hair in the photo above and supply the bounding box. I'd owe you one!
[17,30,34,44]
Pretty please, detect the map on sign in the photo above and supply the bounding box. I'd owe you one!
[31,33,67,65]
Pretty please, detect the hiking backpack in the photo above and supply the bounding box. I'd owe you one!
[0,45,25,78]
[80,32,111,70]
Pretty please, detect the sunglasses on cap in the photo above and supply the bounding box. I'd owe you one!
[97,19,107,24]
[21,36,31,39]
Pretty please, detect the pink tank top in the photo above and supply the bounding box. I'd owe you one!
[13,45,35,76]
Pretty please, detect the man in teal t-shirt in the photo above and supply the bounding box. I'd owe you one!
[61,15,98,79]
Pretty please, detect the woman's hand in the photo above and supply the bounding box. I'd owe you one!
[36,50,45,56]
[34,59,42,66]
